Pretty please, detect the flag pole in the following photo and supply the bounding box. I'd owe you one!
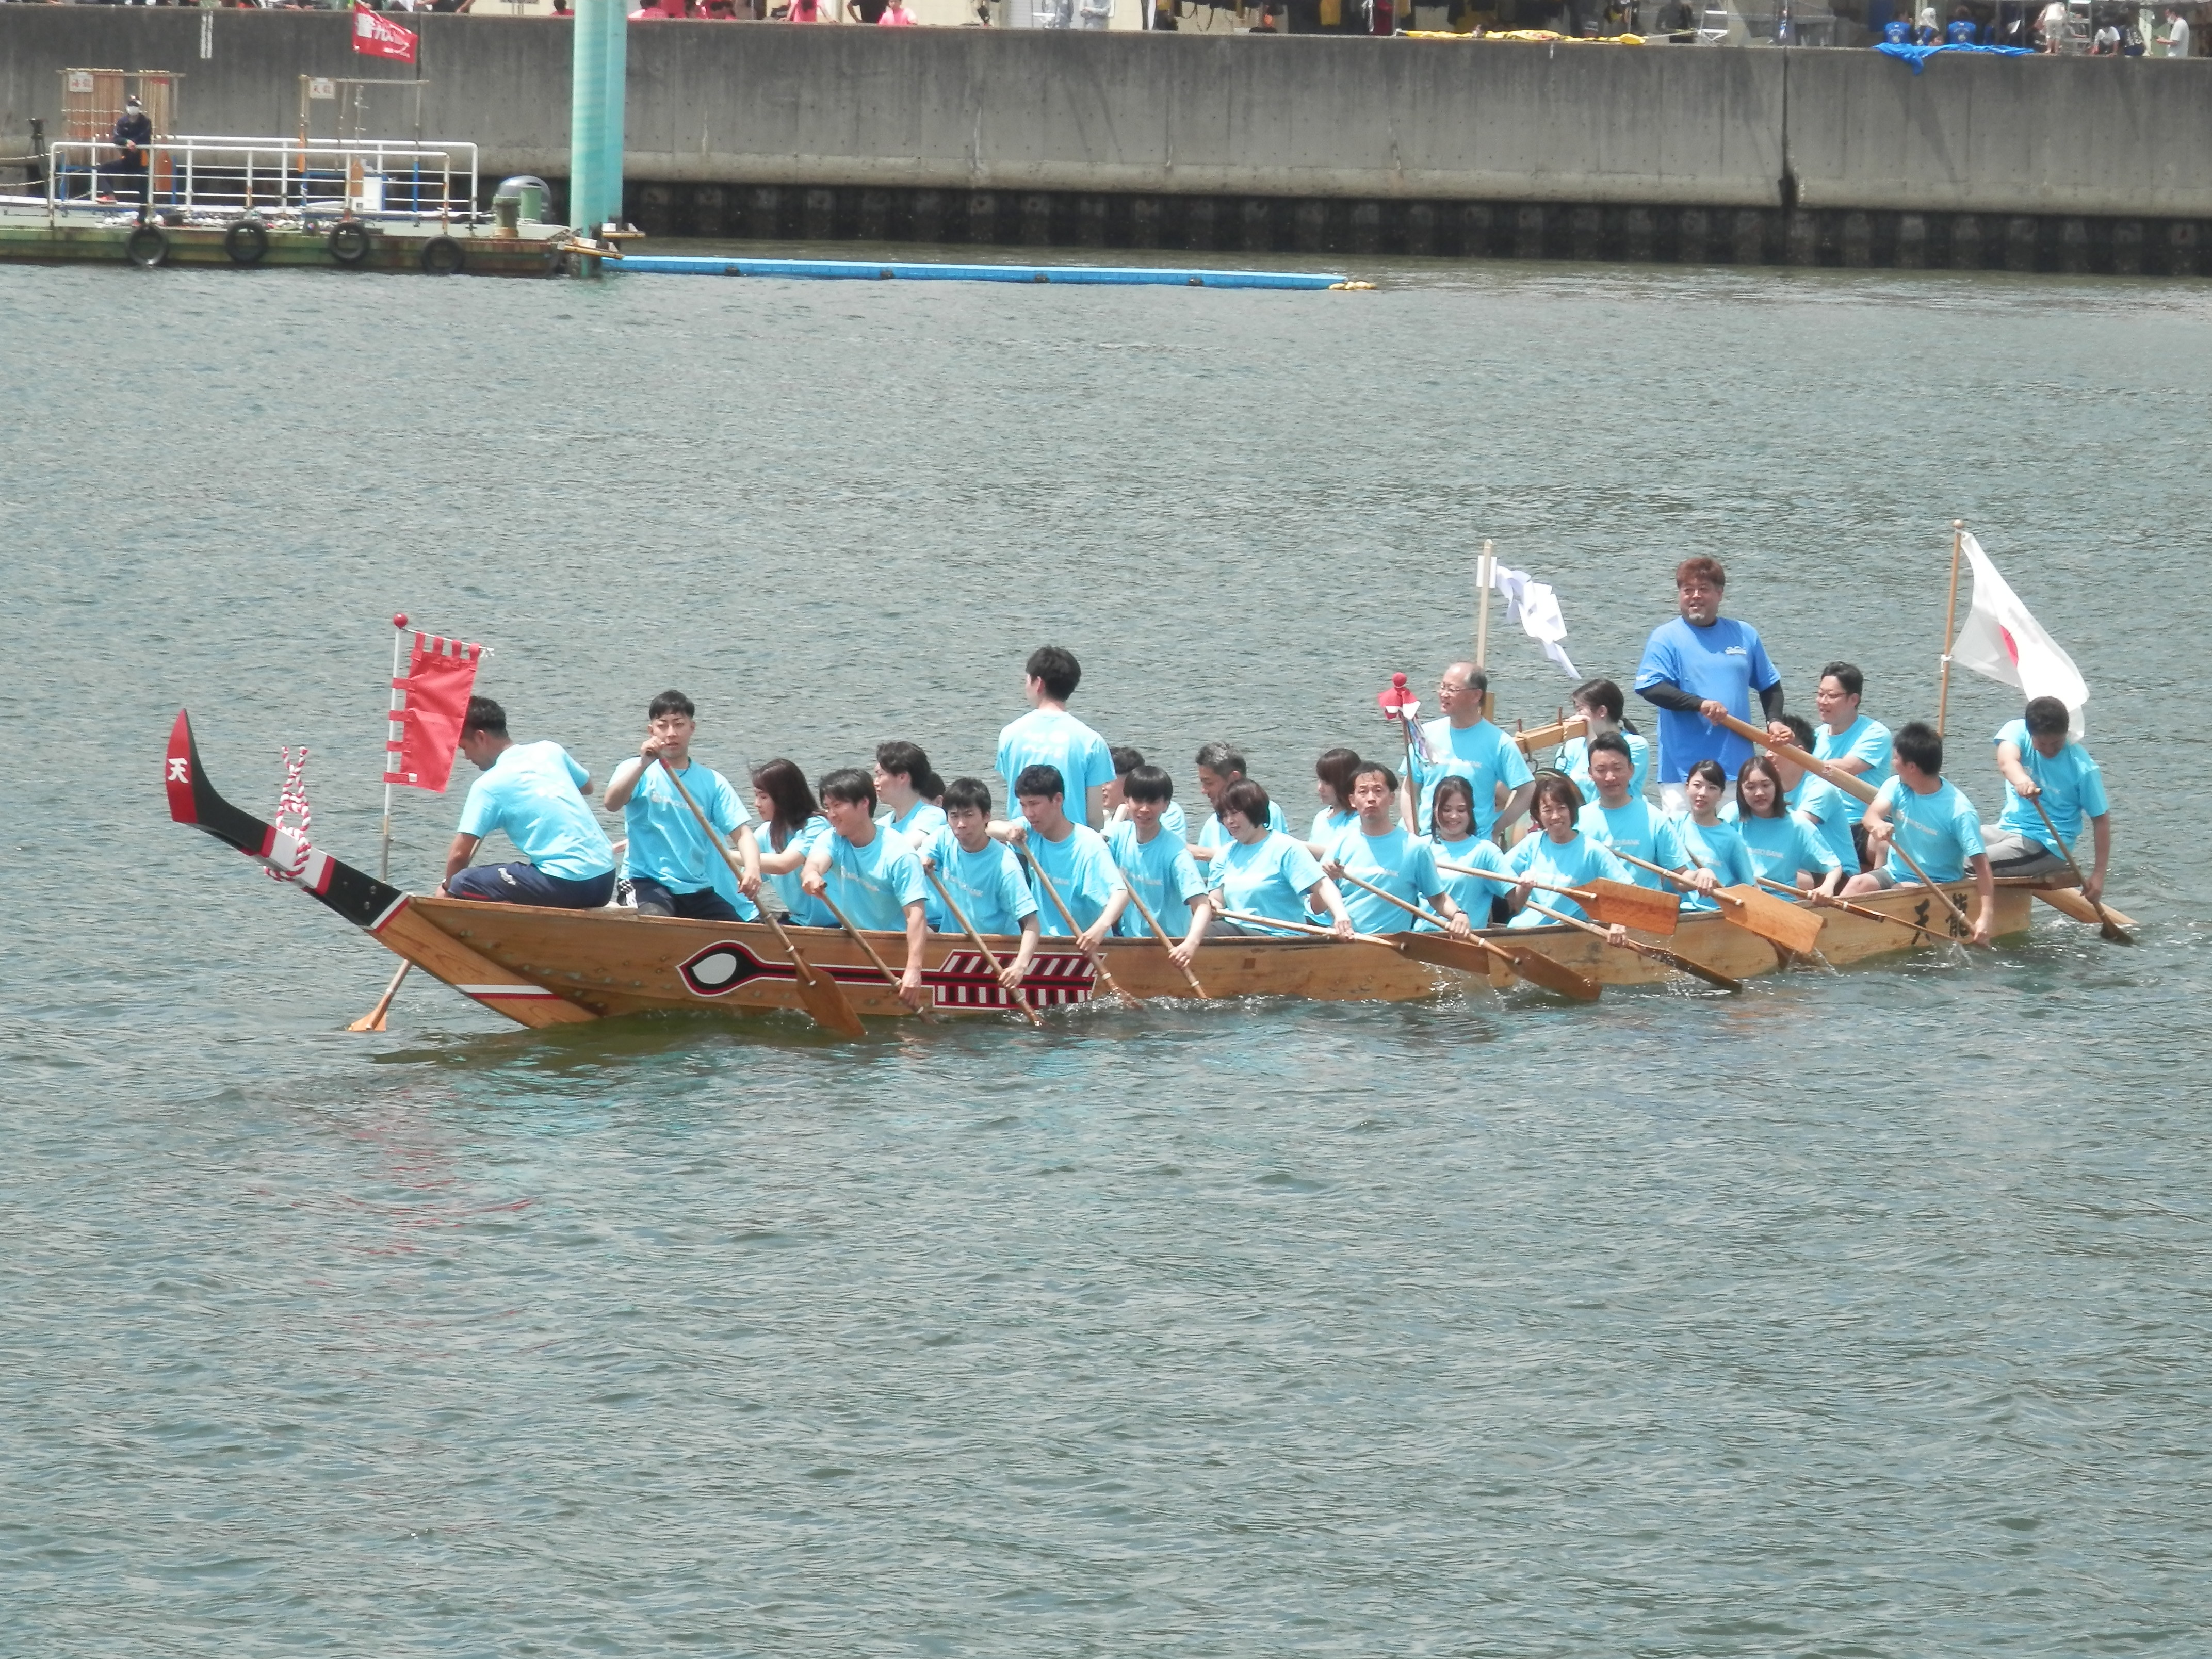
[379,612,408,881]
[1474,539,1493,669]
[1935,519,1964,738]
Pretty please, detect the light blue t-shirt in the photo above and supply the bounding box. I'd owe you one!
[1505,831,1630,929]
[926,831,1037,939]
[1732,808,1843,887]
[1326,825,1442,935]
[1106,819,1207,939]
[1207,830,1326,934]
[1816,714,1894,825]
[456,740,615,881]
[1556,731,1652,799]
[1309,805,1358,849]
[1410,718,1534,839]
[1788,774,1861,875]
[1198,797,1289,853]
[1874,775,1987,885]
[1577,798,1686,892]
[997,709,1114,816]
[1634,616,1782,782]
[886,799,949,848]
[1427,834,1511,930]
[1993,719,2109,849]
[617,758,757,919]
[1027,823,1125,937]
[763,816,836,928]
[825,824,931,933]
[1675,817,1760,913]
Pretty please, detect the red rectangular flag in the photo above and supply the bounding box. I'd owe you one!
[384,633,482,792]
[353,3,419,63]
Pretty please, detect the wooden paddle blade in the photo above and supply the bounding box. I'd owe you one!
[1581,879,1680,936]
[2034,887,2139,933]
[792,959,868,1038]
[1397,930,1599,1001]
[1643,945,1744,993]
[1718,885,1826,955]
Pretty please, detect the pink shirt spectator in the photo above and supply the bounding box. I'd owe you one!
[879,0,917,18]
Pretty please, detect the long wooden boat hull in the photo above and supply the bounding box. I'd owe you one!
[162,709,2076,1030]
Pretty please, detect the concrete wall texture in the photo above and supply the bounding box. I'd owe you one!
[5,10,2211,257]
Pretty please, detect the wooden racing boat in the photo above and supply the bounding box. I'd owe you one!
[164,711,2071,1029]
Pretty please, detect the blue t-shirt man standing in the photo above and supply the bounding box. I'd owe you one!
[1633,556,1790,805]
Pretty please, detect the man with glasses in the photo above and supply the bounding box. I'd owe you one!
[1634,557,1791,815]
[1400,662,1534,842]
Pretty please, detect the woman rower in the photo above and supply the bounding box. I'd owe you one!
[1308,745,1362,854]
[874,740,948,850]
[1505,773,1631,942]
[1674,758,1759,910]
[1554,677,1651,800]
[1423,774,1511,933]
[1730,755,1844,895]
[1197,778,1356,939]
[751,759,836,928]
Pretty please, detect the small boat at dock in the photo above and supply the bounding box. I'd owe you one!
[167,710,2076,1032]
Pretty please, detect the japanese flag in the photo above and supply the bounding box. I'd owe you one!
[1949,532,2089,735]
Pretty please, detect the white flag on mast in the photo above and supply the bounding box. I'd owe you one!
[1488,561,1580,679]
[1949,532,2090,735]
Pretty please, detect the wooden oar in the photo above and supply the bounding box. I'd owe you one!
[2027,794,2131,944]
[1521,898,1744,993]
[1612,849,1825,956]
[348,960,410,1031]
[658,757,865,1038]
[1438,858,1678,935]
[1025,849,1143,1010]
[1110,861,1210,998]
[1212,908,1400,947]
[1331,870,1600,1001]
[815,888,942,1023]
[922,866,1044,1027]
[1753,872,1954,946]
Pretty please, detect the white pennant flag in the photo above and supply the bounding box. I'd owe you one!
[1949,532,2089,736]
[1488,561,1580,679]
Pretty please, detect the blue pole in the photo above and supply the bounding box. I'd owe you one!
[568,0,626,233]
[601,0,627,232]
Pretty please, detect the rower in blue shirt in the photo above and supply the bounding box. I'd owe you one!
[1318,760,1477,937]
[1634,557,1791,814]
[601,689,761,921]
[1553,677,1651,800]
[1673,759,1760,913]
[441,696,617,908]
[801,768,934,1007]
[1844,722,1996,946]
[1192,741,1288,860]
[1504,774,1634,936]
[1011,764,1129,948]
[1812,661,1893,869]
[1402,662,1535,841]
[1982,696,2113,901]
[1575,732,1694,892]
[875,739,949,925]
[1105,745,1188,842]
[923,777,1042,996]
[1104,764,1210,948]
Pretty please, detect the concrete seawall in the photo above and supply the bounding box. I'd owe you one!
[6,9,2209,273]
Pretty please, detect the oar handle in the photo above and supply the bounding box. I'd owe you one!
[1754,870,1950,944]
[816,887,941,1022]
[1025,845,1142,1010]
[1435,855,1574,901]
[923,865,1043,1027]
[1109,858,1209,998]
[1521,897,1614,942]
[1612,848,1695,892]
[1707,710,1879,805]
[1212,908,1398,947]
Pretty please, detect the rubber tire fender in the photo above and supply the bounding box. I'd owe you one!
[224,216,270,266]
[419,234,466,276]
[327,218,372,267]
[124,222,169,269]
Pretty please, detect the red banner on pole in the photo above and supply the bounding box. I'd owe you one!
[353,3,419,63]
[384,633,481,793]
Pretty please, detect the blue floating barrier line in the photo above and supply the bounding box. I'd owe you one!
[611,255,1353,290]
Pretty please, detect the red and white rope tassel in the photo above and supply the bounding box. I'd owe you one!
[268,745,314,884]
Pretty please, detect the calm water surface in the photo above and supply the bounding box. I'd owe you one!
[3,251,2209,1656]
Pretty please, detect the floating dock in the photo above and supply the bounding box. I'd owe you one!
[611,254,1356,289]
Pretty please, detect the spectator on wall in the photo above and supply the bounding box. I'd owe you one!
[2162,2,2190,48]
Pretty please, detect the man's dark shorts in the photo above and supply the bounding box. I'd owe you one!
[448,862,616,908]
[629,876,744,921]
